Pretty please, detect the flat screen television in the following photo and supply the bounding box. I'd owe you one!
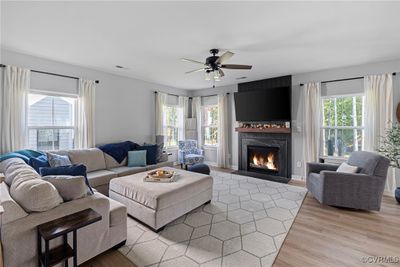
[234,87,291,122]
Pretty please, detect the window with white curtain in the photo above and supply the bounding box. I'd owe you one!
[27,92,76,151]
[164,105,183,148]
[202,105,219,146]
[321,94,365,158]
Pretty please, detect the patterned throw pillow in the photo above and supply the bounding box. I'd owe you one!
[46,152,72,167]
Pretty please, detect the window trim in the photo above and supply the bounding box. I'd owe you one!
[320,94,365,158]
[27,90,77,151]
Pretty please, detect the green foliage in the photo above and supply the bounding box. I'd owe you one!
[378,123,400,168]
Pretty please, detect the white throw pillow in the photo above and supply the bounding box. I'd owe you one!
[336,162,359,173]
[9,163,63,212]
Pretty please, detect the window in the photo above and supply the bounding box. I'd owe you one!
[321,95,364,158]
[202,105,219,146]
[164,105,182,147]
[27,93,76,151]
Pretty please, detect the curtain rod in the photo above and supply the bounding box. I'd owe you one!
[299,72,397,86]
[154,91,230,99]
[0,64,99,84]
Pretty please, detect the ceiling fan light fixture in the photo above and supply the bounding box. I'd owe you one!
[205,72,211,81]
[213,70,220,79]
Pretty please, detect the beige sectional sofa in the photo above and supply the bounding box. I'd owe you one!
[52,148,173,195]
[0,158,127,267]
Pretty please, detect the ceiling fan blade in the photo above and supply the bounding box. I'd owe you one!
[181,58,205,65]
[221,64,252,70]
[185,68,205,74]
[216,51,234,64]
[218,69,225,77]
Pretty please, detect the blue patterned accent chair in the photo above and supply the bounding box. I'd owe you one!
[178,140,204,169]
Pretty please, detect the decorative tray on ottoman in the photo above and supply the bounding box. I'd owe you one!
[144,169,176,183]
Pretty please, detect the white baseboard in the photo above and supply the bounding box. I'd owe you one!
[291,174,304,181]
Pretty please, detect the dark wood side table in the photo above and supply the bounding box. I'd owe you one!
[37,208,102,267]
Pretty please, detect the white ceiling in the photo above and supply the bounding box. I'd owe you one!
[2,1,400,90]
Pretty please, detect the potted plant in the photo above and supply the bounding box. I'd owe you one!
[378,123,400,203]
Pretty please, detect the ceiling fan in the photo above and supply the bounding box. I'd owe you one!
[182,49,252,82]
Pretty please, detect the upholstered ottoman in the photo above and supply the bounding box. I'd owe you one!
[109,167,213,231]
[188,163,211,175]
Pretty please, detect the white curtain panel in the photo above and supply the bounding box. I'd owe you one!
[302,82,322,176]
[76,79,96,149]
[155,92,167,136]
[217,94,230,168]
[364,73,393,151]
[0,66,30,153]
[192,96,203,147]
[178,96,189,141]
[364,73,394,192]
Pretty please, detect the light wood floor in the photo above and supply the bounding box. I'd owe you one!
[10,167,400,267]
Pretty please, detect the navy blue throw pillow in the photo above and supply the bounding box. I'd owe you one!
[40,164,94,195]
[29,155,50,173]
[137,144,158,165]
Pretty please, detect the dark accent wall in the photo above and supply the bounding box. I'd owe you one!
[236,75,292,181]
[238,75,292,93]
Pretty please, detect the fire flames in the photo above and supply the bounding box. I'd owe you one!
[252,153,277,170]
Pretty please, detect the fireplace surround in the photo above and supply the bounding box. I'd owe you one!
[236,131,291,183]
[234,75,292,183]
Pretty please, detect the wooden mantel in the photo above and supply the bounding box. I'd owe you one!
[235,127,291,134]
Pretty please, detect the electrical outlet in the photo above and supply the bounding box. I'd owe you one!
[296,161,302,168]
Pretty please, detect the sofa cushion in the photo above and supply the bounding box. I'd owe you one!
[39,164,93,195]
[108,166,147,177]
[108,198,127,227]
[10,163,63,212]
[68,148,106,172]
[1,158,27,186]
[104,153,127,169]
[0,182,28,225]
[109,167,213,211]
[42,176,87,201]
[87,169,117,188]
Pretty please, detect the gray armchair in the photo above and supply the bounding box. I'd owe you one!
[306,151,390,211]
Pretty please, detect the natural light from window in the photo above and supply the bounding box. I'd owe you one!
[321,95,364,158]
[203,105,219,146]
[27,93,76,151]
[164,105,182,147]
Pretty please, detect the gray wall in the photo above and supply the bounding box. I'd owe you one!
[1,49,189,148]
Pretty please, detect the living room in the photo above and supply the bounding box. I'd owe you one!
[1,1,399,267]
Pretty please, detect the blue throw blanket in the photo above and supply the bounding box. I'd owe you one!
[0,149,45,163]
[98,141,138,163]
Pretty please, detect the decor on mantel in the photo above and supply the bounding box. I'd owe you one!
[235,122,291,134]
[378,123,400,203]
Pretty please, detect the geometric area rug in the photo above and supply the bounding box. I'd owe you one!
[118,170,307,267]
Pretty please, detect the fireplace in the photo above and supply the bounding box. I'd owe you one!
[248,145,279,174]
[235,131,291,183]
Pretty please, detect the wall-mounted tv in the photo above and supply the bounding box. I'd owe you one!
[234,87,291,122]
